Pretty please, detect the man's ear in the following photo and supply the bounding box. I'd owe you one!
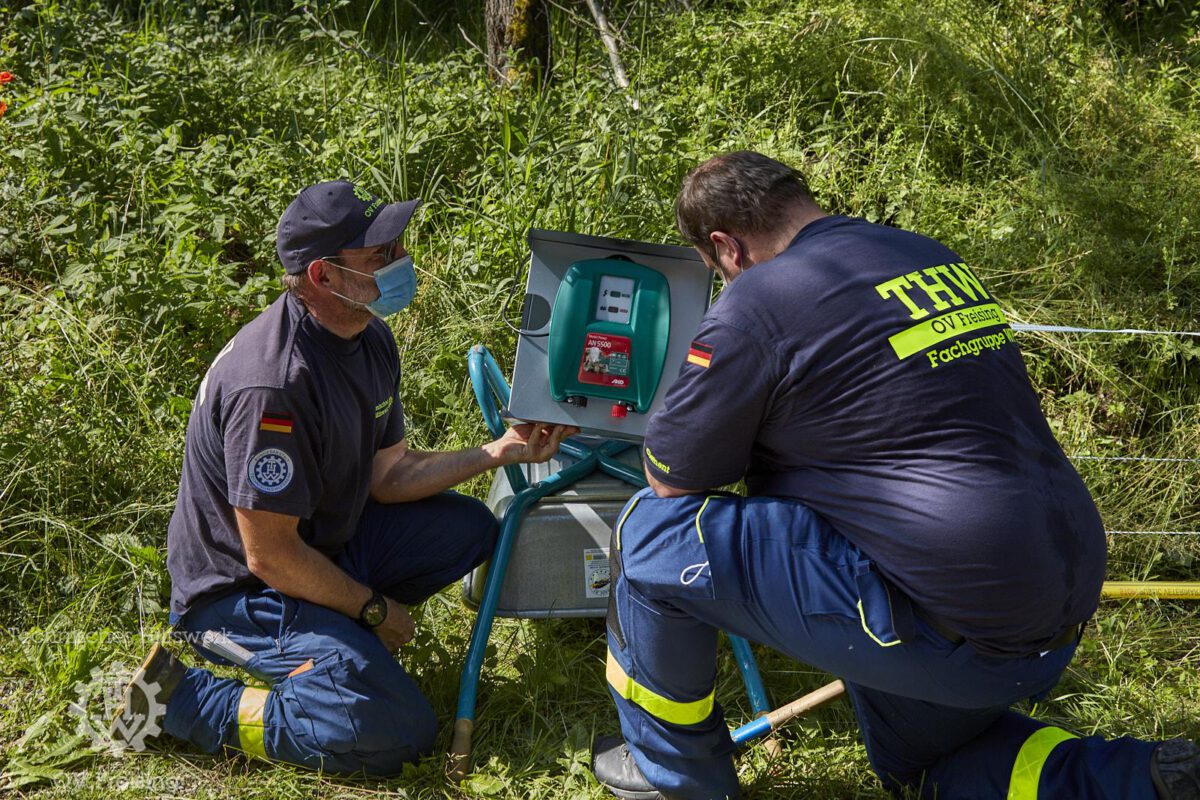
[709,231,743,272]
[306,259,331,287]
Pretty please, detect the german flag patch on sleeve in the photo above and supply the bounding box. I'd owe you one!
[259,412,294,434]
[687,341,713,368]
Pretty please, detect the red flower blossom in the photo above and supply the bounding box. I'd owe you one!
[0,72,12,84]
[0,101,6,118]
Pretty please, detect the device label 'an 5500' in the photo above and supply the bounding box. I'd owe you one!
[578,333,632,388]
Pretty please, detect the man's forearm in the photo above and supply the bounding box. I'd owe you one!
[371,445,504,503]
[253,540,372,620]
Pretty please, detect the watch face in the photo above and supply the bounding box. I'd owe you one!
[362,597,387,627]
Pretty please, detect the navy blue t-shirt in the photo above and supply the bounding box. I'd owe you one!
[644,215,1106,657]
[167,292,405,618]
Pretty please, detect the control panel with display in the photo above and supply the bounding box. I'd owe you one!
[547,258,671,418]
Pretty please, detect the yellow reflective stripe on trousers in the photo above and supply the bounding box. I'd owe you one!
[694,496,715,543]
[857,600,902,647]
[606,649,714,726]
[1007,726,1078,799]
[237,686,270,760]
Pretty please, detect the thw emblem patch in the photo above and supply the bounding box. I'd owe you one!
[248,448,293,493]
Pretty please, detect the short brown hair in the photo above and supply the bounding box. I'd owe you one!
[675,151,814,262]
[282,270,309,298]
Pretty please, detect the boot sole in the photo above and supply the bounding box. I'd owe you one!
[597,786,662,800]
[109,643,166,738]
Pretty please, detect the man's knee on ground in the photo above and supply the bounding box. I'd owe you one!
[342,663,438,774]
[273,654,438,776]
[292,707,436,778]
[353,691,438,763]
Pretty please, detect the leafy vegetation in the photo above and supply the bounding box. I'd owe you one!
[1,0,1198,797]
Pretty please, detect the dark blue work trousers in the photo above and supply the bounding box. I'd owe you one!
[163,492,498,775]
[606,488,1159,799]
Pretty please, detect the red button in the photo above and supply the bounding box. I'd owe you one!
[611,403,628,419]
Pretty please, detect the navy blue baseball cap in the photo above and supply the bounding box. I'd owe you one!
[276,181,421,275]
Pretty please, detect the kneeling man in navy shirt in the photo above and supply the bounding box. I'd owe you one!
[591,151,1200,800]
[116,181,573,774]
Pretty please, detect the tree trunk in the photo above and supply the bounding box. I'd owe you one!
[485,0,551,85]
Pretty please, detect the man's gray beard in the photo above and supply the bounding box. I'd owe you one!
[333,292,373,316]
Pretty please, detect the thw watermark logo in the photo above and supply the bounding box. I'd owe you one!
[68,663,164,754]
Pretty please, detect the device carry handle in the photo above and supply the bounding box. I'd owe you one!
[468,345,510,439]
[467,345,529,492]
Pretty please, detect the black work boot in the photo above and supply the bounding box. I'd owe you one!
[592,735,665,800]
[110,643,187,749]
[1152,739,1200,800]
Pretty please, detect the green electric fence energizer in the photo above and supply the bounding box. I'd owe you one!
[547,258,671,419]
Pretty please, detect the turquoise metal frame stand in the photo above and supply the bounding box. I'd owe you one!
[449,345,773,780]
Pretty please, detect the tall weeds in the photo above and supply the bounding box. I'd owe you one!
[1,0,1197,795]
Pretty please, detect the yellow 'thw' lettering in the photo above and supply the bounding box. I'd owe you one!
[875,263,991,320]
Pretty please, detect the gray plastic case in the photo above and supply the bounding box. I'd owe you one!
[461,445,642,618]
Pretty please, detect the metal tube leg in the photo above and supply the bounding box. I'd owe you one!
[448,499,526,782]
[727,634,770,715]
[448,454,600,782]
[726,633,782,757]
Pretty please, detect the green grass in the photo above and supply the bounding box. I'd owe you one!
[1,0,1199,796]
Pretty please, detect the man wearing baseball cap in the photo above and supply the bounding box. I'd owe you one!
[115,181,575,774]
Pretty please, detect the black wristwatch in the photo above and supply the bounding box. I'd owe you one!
[358,591,388,628]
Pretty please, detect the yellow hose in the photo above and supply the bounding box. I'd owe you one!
[1101,581,1200,599]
